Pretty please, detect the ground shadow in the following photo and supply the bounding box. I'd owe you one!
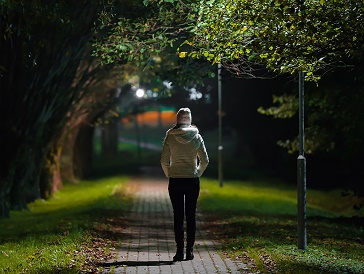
[98,260,175,267]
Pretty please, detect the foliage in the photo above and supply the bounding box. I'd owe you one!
[258,66,364,156]
[93,0,217,89]
[0,176,131,273]
[0,0,210,219]
[257,66,364,200]
[199,178,364,273]
[94,0,364,80]
[93,0,364,180]
[183,0,364,81]
[93,0,197,65]
[0,0,119,217]
[94,1,364,170]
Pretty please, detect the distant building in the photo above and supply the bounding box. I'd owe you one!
[121,107,176,129]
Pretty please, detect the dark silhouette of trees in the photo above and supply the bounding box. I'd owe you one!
[0,1,120,218]
[2,0,364,218]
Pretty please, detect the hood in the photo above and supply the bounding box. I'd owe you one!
[168,126,199,144]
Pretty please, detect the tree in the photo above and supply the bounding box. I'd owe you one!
[93,0,197,65]
[94,0,364,147]
[179,0,364,201]
[93,0,364,203]
[94,0,364,80]
[0,1,115,217]
[258,66,364,199]
[60,78,122,183]
[182,0,364,81]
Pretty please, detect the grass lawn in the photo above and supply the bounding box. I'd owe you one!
[0,176,132,274]
[1,167,363,274]
[199,178,364,274]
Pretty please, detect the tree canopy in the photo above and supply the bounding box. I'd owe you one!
[93,0,364,200]
[2,0,364,218]
[0,0,119,217]
[94,0,364,81]
[181,0,364,80]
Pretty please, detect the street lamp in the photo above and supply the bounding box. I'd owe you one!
[218,63,223,187]
[135,88,145,163]
[136,88,145,98]
[297,71,307,250]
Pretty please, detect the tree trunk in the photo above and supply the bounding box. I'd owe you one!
[0,126,21,218]
[39,145,63,199]
[10,173,29,211]
[101,119,118,159]
[39,165,52,200]
[0,192,10,218]
[52,146,63,192]
[74,124,95,179]
[61,128,80,183]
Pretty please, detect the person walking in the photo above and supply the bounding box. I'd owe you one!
[160,107,209,262]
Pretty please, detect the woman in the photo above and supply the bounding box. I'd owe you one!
[160,107,209,261]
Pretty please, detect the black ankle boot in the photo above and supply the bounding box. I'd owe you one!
[173,247,184,261]
[186,247,194,260]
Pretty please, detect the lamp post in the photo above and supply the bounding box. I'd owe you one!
[135,88,145,164]
[297,71,307,250]
[218,63,223,187]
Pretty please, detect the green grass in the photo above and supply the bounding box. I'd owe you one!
[199,178,364,274]
[2,159,363,274]
[0,176,131,274]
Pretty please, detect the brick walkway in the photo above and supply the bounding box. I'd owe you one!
[101,170,247,274]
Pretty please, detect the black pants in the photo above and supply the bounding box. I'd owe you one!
[168,177,200,248]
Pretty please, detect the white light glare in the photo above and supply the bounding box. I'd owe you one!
[136,88,145,98]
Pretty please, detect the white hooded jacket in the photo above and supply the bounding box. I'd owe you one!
[160,125,209,178]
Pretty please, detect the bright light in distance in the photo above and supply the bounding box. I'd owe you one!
[189,87,203,100]
[163,80,172,89]
[136,88,145,98]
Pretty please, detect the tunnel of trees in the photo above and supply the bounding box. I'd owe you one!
[1,0,363,218]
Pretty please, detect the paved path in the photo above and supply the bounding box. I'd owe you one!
[101,169,247,274]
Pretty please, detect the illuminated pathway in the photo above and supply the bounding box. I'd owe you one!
[101,168,248,274]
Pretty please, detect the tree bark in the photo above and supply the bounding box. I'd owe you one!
[73,124,95,179]
[52,145,64,193]
[39,145,64,199]
[101,119,118,159]
[61,128,80,183]
[0,193,10,218]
